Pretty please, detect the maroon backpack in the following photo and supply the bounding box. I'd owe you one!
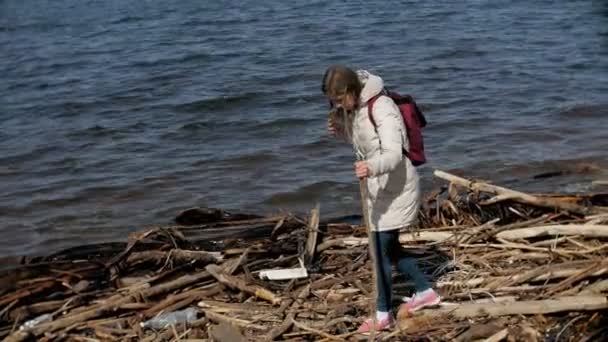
[367,90,427,166]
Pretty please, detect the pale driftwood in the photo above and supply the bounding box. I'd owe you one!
[495,225,608,240]
[304,204,320,267]
[544,261,608,296]
[198,300,270,314]
[483,328,508,342]
[291,318,348,342]
[205,264,281,305]
[579,279,608,295]
[226,248,249,275]
[319,231,455,251]
[203,310,266,330]
[437,263,608,289]
[413,295,608,318]
[433,170,592,215]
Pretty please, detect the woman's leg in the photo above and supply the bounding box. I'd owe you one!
[390,231,440,312]
[372,231,394,314]
[395,255,431,293]
[357,231,395,332]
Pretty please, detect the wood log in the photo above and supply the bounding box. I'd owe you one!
[437,262,607,289]
[495,225,608,240]
[205,264,281,305]
[433,170,593,215]
[410,295,608,319]
[318,232,455,251]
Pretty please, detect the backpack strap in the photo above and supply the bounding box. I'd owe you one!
[366,91,410,157]
[366,93,384,129]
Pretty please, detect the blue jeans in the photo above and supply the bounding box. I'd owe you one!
[372,230,431,312]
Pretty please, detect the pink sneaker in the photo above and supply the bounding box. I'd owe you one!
[400,289,441,313]
[356,316,393,333]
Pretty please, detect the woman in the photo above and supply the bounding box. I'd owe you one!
[322,65,440,333]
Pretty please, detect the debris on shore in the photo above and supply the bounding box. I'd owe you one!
[1,170,607,341]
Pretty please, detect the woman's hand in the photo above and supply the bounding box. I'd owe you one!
[327,116,338,136]
[354,161,371,179]
[327,109,343,137]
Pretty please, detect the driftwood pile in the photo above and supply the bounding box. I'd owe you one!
[1,170,607,341]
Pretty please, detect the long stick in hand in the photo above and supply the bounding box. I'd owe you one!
[359,172,379,341]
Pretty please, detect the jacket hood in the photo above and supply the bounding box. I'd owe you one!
[357,70,384,105]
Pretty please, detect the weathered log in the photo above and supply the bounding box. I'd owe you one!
[434,170,592,215]
[409,295,608,319]
[495,224,608,240]
[318,232,456,251]
[205,264,281,305]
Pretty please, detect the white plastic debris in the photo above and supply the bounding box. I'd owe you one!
[19,313,53,331]
[140,307,198,329]
[258,258,308,280]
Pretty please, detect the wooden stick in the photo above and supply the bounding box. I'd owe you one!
[410,295,608,318]
[495,225,608,240]
[482,328,508,342]
[359,177,378,342]
[433,170,592,215]
[205,264,281,305]
[203,310,266,330]
[304,204,321,267]
[543,261,608,297]
[291,318,348,342]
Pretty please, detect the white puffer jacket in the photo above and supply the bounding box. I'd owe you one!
[339,70,420,231]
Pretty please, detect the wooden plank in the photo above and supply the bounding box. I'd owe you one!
[304,204,321,267]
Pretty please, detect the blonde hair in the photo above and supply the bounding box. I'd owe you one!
[321,65,362,100]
